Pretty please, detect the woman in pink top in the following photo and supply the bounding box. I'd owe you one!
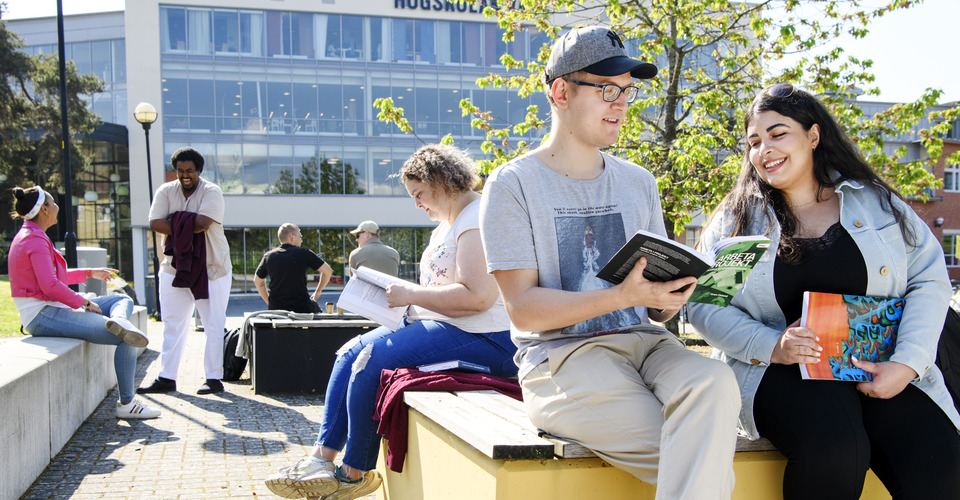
[8,186,160,420]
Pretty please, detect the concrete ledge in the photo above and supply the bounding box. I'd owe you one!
[0,305,147,500]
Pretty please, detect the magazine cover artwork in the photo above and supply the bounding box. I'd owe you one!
[800,292,903,381]
[687,238,770,307]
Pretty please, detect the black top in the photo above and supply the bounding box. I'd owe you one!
[774,222,868,324]
[255,243,325,313]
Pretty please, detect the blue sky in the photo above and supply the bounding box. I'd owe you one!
[3,0,957,103]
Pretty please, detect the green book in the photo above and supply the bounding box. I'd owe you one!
[597,230,770,307]
[688,236,771,307]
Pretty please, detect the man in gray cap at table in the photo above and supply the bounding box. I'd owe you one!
[347,220,400,277]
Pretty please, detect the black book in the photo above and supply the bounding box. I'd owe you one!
[416,360,491,374]
[597,230,770,306]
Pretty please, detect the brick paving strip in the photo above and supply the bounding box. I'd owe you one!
[20,317,378,500]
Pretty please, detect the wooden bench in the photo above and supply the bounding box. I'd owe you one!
[376,390,892,500]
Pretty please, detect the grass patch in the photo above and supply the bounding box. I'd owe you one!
[0,275,25,338]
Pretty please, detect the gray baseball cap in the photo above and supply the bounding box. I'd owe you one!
[350,220,380,235]
[542,26,658,84]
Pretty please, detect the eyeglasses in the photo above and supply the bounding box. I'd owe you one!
[566,79,640,103]
[766,83,795,98]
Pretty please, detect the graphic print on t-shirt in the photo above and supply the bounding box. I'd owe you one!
[555,213,641,335]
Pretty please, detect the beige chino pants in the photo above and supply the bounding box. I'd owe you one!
[521,332,740,500]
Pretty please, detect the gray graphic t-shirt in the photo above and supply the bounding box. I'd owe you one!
[480,150,671,379]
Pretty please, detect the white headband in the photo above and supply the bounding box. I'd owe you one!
[23,191,45,220]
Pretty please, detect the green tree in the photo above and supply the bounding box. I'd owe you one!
[0,7,103,195]
[375,0,959,236]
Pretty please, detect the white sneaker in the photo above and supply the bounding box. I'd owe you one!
[106,317,149,348]
[321,469,382,500]
[115,399,160,419]
[264,458,338,499]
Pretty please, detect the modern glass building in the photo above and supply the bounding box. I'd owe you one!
[11,1,960,301]
[8,0,553,305]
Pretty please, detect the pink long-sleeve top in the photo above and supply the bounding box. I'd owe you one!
[9,220,88,309]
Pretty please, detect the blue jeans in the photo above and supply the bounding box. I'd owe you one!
[316,319,517,471]
[25,294,138,404]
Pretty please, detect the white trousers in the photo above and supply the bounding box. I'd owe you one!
[158,271,231,381]
[521,332,740,500]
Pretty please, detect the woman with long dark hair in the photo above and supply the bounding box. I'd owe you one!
[8,186,160,420]
[688,85,960,499]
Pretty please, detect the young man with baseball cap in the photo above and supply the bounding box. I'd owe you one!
[479,26,739,498]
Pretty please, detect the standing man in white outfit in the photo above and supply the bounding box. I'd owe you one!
[138,146,233,395]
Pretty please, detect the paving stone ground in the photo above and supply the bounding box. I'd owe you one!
[20,296,379,500]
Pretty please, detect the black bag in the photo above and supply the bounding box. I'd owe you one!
[223,327,248,381]
[936,307,960,412]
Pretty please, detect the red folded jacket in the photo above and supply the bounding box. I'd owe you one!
[373,367,522,472]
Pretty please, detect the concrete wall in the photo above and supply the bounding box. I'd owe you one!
[0,306,147,500]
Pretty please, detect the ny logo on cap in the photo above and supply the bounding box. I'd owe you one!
[606,31,624,49]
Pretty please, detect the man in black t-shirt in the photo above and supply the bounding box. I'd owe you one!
[254,223,333,313]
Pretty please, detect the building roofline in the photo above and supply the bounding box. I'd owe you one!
[3,10,123,22]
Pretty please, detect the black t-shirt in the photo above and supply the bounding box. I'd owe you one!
[774,222,868,324]
[255,244,325,313]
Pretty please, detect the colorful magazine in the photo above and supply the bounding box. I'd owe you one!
[799,292,904,381]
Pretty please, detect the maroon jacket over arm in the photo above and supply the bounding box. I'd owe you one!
[374,367,522,472]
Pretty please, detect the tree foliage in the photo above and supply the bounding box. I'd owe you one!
[375,0,960,235]
[0,7,103,197]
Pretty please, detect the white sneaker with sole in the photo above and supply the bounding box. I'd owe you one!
[264,458,338,499]
[106,317,149,348]
[115,399,160,419]
[318,469,382,500]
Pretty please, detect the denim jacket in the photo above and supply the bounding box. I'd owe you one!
[688,178,960,439]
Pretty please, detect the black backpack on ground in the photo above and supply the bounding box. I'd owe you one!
[223,327,247,381]
[936,307,960,412]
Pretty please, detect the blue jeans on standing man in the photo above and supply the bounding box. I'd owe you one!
[315,319,517,471]
[25,294,139,403]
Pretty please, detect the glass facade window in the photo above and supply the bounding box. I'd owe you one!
[368,18,386,62]
[343,80,364,134]
[437,21,461,64]
[149,7,554,286]
[162,7,187,51]
[945,234,960,267]
[112,39,126,84]
[213,10,239,53]
[267,11,314,58]
[293,144,321,194]
[946,165,960,192]
[162,78,189,131]
[157,7,552,201]
[483,23,506,66]
[216,142,243,194]
[243,143,269,194]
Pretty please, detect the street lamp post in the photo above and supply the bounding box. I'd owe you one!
[56,0,78,277]
[134,102,161,317]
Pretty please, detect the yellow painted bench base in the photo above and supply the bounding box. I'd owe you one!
[377,408,891,500]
